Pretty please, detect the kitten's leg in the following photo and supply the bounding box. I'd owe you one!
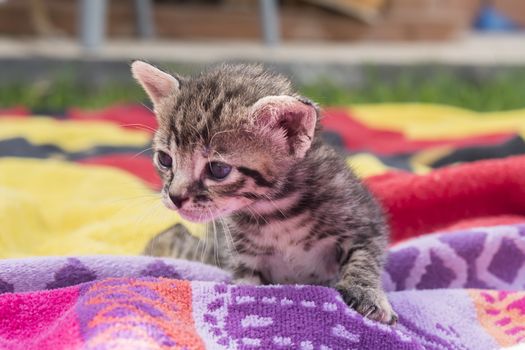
[231,263,264,285]
[143,223,225,266]
[335,236,397,325]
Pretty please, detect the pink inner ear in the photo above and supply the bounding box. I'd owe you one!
[143,77,173,102]
[279,110,311,138]
[253,96,317,158]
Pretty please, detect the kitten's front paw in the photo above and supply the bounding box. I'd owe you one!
[336,284,398,325]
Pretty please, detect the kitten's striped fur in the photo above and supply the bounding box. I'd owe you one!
[133,61,397,324]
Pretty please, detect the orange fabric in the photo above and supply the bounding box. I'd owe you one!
[469,290,525,346]
[83,278,204,350]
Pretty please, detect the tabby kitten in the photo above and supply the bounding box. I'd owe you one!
[132,61,397,324]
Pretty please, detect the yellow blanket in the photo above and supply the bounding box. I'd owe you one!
[1,104,524,257]
[0,158,185,257]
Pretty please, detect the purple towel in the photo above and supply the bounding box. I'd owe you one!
[0,224,525,349]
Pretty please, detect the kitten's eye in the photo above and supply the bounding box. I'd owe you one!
[157,151,173,168]
[208,162,232,180]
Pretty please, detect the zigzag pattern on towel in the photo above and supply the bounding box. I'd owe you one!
[384,224,525,292]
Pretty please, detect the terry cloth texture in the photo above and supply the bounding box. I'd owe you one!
[1,224,525,349]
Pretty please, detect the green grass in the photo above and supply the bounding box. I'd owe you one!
[2,68,525,112]
[0,75,145,111]
[301,69,525,112]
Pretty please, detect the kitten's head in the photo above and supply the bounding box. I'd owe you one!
[131,61,319,222]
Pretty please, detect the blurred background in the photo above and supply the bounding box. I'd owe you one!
[1,1,525,258]
[0,0,524,111]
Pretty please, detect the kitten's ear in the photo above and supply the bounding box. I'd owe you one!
[131,60,180,107]
[251,95,318,159]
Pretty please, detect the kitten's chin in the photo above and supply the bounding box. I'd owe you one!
[176,208,225,223]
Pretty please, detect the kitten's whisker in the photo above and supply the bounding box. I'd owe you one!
[204,121,211,146]
[140,103,154,114]
[103,194,160,205]
[131,203,172,251]
[142,202,170,255]
[208,129,236,162]
[132,146,154,159]
[193,217,207,263]
[204,224,211,265]
[196,213,204,262]
[262,194,287,219]
[220,217,238,258]
[212,151,222,161]
[107,196,160,219]
[119,123,157,133]
[148,233,158,256]
[219,217,230,248]
[246,206,270,226]
[224,220,237,254]
[132,200,165,229]
[102,193,160,210]
[195,225,204,261]
[209,129,236,148]
[100,181,160,193]
[209,209,221,269]
[244,207,258,223]
[186,121,202,140]
[212,150,227,163]
[200,213,209,264]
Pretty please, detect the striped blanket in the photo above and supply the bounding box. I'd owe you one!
[1,104,525,349]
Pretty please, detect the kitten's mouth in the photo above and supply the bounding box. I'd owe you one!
[162,197,216,222]
[161,196,234,223]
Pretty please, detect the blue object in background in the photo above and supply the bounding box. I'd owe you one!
[474,5,519,31]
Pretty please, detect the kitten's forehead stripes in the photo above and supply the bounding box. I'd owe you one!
[159,64,293,151]
[210,102,224,122]
[165,133,173,149]
[167,113,182,148]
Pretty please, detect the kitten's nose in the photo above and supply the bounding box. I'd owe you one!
[169,194,189,209]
